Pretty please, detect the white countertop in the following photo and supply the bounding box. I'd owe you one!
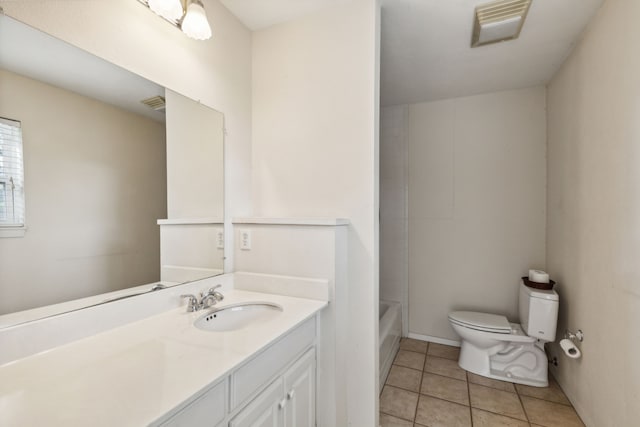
[232,217,350,226]
[0,290,327,427]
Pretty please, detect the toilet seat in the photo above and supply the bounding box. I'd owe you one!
[448,311,511,334]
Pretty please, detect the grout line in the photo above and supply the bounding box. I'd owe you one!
[419,391,470,408]
[514,382,531,423]
[467,379,516,393]
[422,370,468,383]
[547,374,580,409]
[425,353,460,362]
[390,362,424,375]
[417,369,533,425]
[471,406,532,424]
[398,349,427,357]
[411,341,429,422]
[424,392,531,425]
[384,381,420,395]
[393,362,425,372]
[517,393,573,407]
[379,410,414,423]
[423,363,468,382]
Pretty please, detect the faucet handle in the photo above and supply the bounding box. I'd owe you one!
[208,285,224,302]
[180,294,200,312]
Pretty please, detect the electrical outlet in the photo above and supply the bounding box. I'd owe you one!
[239,229,252,250]
[216,231,224,249]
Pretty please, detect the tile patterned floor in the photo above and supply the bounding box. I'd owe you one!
[380,339,585,427]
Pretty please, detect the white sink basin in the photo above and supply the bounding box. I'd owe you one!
[194,302,283,332]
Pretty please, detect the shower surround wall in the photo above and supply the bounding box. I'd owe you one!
[403,87,547,342]
[380,105,409,335]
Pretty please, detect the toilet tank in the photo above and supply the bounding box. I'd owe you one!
[518,281,559,342]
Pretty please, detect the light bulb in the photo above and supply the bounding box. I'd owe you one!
[181,0,212,40]
[148,0,184,22]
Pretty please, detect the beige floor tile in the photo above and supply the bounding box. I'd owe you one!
[424,356,467,381]
[386,365,422,393]
[394,350,426,371]
[379,413,413,427]
[469,383,527,421]
[427,343,460,360]
[415,395,471,427]
[468,372,516,393]
[515,378,571,405]
[521,396,585,427]
[380,385,419,421]
[472,408,530,427]
[421,373,469,405]
[399,338,428,354]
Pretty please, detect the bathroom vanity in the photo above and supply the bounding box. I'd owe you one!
[0,286,326,426]
[157,316,317,427]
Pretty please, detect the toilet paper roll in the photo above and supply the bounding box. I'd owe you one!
[529,269,550,284]
[560,338,581,359]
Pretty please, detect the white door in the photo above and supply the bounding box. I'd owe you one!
[230,378,284,427]
[283,349,315,427]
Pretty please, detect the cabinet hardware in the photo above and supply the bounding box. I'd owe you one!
[278,398,287,410]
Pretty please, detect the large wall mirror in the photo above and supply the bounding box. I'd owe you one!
[0,15,224,326]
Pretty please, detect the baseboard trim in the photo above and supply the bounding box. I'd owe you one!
[408,332,461,347]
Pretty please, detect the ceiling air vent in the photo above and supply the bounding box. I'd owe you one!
[471,0,532,48]
[141,95,166,111]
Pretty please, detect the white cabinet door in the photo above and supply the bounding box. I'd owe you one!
[159,380,226,427]
[230,347,316,427]
[230,378,284,427]
[283,348,315,427]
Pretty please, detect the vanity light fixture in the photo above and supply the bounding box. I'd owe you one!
[137,0,212,41]
[471,0,532,47]
[181,0,212,40]
[147,0,183,21]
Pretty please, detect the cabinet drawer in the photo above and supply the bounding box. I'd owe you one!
[230,317,315,410]
[160,379,227,427]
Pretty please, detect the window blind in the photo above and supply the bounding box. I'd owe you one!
[0,117,25,226]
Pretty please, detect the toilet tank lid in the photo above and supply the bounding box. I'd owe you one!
[448,311,511,332]
[520,281,559,301]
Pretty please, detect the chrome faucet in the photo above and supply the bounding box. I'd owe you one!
[210,285,225,302]
[200,285,224,309]
[181,285,224,312]
[180,294,200,312]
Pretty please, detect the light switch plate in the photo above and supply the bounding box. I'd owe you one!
[239,229,251,250]
[216,230,224,249]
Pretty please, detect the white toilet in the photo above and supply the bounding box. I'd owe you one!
[448,280,559,387]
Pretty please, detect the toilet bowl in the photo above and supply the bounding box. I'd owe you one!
[449,281,559,387]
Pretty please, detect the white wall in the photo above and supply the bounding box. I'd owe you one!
[166,89,224,220]
[233,223,348,426]
[250,0,380,424]
[546,0,640,425]
[407,87,547,341]
[0,0,253,274]
[380,105,409,335]
[0,69,166,314]
[160,90,225,281]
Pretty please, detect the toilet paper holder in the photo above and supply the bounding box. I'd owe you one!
[565,329,584,342]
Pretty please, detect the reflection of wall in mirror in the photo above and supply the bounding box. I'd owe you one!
[166,89,223,219]
[0,68,167,315]
[159,89,224,282]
